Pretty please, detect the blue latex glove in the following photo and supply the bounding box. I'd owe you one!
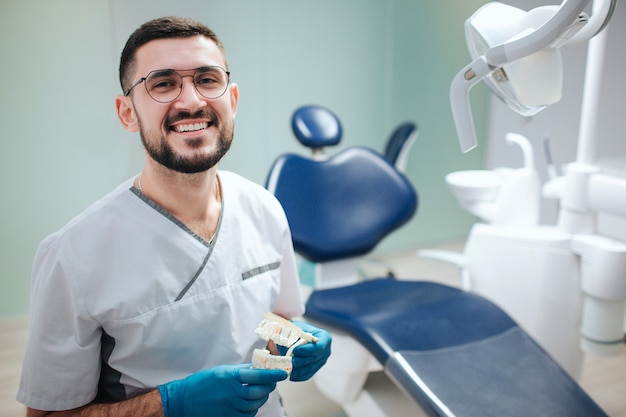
[158,363,288,417]
[288,321,332,382]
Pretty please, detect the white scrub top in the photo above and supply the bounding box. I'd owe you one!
[17,171,304,416]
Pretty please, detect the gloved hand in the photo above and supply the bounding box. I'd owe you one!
[158,363,288,417]
[288,321,332,382]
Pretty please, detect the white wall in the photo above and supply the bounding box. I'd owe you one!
[0,0,486,316]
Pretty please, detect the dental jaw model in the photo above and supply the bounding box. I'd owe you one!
[252,312,318,374]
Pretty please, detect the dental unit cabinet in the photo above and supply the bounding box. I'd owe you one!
[429,0,626,379]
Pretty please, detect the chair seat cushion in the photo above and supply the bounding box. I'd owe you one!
[305,279,516,363]
[305,279,608,416]
[387,327,607,416]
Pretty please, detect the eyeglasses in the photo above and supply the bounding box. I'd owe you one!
[124,66,231,103]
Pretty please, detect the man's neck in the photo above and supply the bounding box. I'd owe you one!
[137,164,222,241]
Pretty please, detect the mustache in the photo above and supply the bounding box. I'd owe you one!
[165,109,218,127]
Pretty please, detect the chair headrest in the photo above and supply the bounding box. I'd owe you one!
[291,105,342,148]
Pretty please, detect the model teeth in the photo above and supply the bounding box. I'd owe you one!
[174,122,209,132]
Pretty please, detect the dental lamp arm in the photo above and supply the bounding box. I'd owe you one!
[565,0,616,44]
[450,56,492,153]
[451,0,592,153]
[485,0,591,66]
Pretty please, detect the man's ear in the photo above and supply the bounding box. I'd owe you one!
[115,95,139,132]
[229,83,239,118]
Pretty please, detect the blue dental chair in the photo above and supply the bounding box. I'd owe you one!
[266,105,607,417]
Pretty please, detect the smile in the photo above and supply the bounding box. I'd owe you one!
[172,122,211,133]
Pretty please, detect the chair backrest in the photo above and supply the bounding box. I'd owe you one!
[267,149,418,263]
[383,122,418,173]
[267,104,418,263]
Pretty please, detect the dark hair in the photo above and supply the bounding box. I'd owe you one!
[119,16,227,92]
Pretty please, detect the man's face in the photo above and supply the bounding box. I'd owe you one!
[122,36,239,173]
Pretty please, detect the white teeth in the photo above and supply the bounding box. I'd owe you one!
[174,122,209,133]
[252,349,293,374]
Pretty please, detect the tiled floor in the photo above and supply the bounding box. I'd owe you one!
[2,243,625,416]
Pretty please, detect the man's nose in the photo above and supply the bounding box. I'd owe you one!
[175,75,205,107]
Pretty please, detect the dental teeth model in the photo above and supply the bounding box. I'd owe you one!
[252,312,318,374]
[251,348,294,374]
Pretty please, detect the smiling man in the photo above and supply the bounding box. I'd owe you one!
[17,16,331,417]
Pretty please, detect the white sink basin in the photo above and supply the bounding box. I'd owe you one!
[446,170,502,202]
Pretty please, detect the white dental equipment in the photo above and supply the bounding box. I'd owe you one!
[434,0,626,378]
[445,133,541,227]
[450,0,615,153]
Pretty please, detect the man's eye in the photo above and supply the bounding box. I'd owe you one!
[149,78,179,90]
[196,76,218,85]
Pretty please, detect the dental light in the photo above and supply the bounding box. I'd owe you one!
[451,0,615,153]
[443,0,626,368]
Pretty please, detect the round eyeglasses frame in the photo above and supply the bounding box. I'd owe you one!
[124,66,231,103]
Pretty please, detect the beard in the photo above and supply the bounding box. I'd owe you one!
[138,109,234,174]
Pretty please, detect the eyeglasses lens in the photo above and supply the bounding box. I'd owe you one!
[144,67,229,103]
